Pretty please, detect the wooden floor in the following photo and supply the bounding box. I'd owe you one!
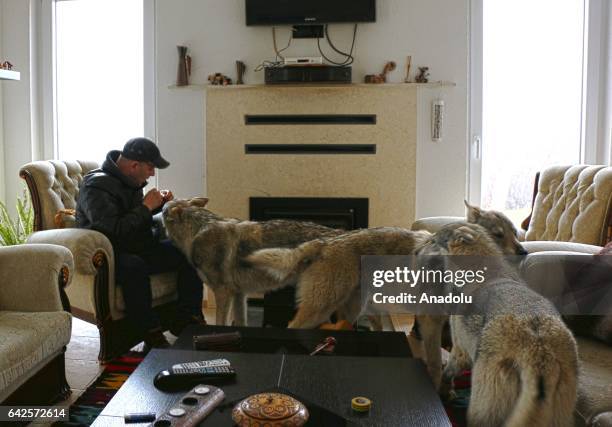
[29,311,418,425]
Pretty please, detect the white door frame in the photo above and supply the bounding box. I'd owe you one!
[467,0,483,206]
[467,0,606,206]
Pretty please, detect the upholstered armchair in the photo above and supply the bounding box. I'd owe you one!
[412,165,612,253]
[0,244,72,405]
[20,160,180,362]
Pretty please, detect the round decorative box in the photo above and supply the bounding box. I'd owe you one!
[232,392,309,427]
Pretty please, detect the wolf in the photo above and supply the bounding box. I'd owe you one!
[462,200,526,256]
[247,201,527,379]
[246,203,526,329]
[411,201,526,387]
[417,222,578,427]
[246,226,432,328]
[162,198,343,326]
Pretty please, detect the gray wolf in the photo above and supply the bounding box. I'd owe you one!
[417,222,578,427]
[162,197,343,326]
[246,227,432,328]
[463,200,526,256]
[413,201,526,387]
[247,202,526,330]
[247,201,527,373]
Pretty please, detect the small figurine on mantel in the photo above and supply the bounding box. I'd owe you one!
[415,66,430,83]
[0,61,14,70]
[404,56,412,83]
[235,60,246,85]
[364,61,396,84]
[176,46,191,86]
[208,72,232,86]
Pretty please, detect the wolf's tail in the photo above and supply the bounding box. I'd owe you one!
[246,240,325,284]
[504,348,574,427]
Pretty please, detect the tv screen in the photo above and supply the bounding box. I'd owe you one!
[246,0,376,26]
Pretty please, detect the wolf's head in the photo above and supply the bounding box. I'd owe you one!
[417,222,503,256]
[464,201,527,255]
[162,197,217,254]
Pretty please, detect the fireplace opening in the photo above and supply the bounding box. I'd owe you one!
[250,197,368,229]
[249,197,368,327]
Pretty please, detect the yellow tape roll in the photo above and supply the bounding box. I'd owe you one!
[351,396,372,412]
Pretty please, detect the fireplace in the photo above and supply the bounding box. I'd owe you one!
[250,197,368,229]
[250,197,368,327]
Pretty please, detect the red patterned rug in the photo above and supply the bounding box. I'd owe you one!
[53,352,144,426]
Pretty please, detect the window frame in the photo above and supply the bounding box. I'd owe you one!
[40,0,156,171]
[468,0,608,206]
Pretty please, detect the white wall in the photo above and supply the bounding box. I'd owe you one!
[154,0,470,217]
[0,0,32,207]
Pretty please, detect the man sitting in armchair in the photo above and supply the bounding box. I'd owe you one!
[75,137,205,349]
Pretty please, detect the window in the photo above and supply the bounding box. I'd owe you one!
[54,0,144,162]
[470,0,595,224]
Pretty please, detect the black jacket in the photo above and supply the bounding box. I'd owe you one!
[76,150,156,254]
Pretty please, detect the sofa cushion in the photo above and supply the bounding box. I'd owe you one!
[576,337,612,425]
[0,311,72,395]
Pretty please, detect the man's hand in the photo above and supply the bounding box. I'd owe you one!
[143,188,164,211]
[160,190,174,202]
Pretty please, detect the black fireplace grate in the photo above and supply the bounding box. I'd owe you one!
[244,114,376,125]
[245,144,376,155]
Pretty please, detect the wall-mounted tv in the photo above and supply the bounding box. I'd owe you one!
[245,0,376,26]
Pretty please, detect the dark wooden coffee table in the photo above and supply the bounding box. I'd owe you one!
[173,324,412,357]
[92,349,450,426]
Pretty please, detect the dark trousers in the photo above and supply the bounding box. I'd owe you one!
[115,239,203,333]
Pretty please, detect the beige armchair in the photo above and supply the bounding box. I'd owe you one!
[20,160,180,362]
[0,244,72,405]
[412,165,612,253]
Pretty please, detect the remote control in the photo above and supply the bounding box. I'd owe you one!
[149,384,224,426]
[154,365,236,391]
[171,358,230,372]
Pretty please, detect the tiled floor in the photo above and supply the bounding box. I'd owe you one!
[29,309,215,426]
[61,310,218,399]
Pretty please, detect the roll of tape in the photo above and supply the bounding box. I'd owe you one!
[351,396,372,412]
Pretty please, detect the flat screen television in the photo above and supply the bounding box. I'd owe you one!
[245,0,376,26]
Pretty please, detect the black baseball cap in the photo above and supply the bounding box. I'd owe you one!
[121,137,170,169]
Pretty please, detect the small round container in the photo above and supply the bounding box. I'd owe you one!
[351,396,372,412]
[232,393,309,427]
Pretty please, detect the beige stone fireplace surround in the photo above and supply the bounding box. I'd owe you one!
[205,83,431,228]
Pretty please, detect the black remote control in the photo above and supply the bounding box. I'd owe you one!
[153,365,236,391]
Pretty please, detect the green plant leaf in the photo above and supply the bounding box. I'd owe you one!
[0,189,34,246]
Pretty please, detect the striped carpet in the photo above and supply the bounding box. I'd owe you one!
[53,352,144,426]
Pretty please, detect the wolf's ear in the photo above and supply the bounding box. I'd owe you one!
[464,200,482,222]
[455,226,475,244]
[189,197,209,207]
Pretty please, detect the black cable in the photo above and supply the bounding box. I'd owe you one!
[272,26,293,61]
[317,24,357,66]
[326,24,357,59]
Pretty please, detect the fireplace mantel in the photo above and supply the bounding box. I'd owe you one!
[205,83,449,228]
[170,81,455,90]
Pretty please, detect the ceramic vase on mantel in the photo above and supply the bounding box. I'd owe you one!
[176,45,191,86]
